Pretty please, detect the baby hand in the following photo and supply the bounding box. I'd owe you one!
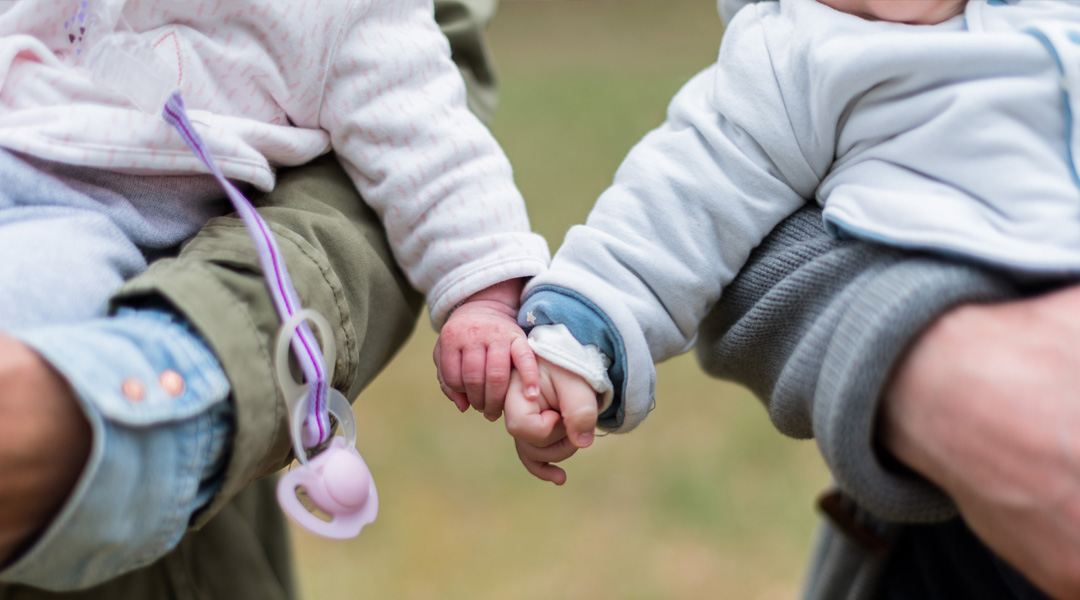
[504,357,599,485]
[434,279,540,421]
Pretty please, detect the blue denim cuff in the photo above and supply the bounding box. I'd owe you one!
[0,309,233,591]
[520,286,628,428]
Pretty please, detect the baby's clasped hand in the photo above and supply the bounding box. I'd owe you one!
[434,279,540,421]
[503,358,599,485]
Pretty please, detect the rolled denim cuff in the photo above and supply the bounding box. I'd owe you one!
[520,286,631,430]
[526,324,614,415]
[0,310,232,591]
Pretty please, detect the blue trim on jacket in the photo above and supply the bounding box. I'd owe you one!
[520,285,628,429]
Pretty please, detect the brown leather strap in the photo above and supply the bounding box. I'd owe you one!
[817,488,892,557]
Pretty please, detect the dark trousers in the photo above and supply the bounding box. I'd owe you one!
[882,518,1050,600]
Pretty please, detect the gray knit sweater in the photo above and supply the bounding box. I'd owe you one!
[695,204,1018,598]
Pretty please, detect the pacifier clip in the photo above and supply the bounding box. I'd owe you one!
[70,1,379,539]
[162,94,379,539]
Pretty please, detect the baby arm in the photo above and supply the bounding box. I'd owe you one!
[317,1,549,325]
[317,1,550,419]
[434,278,540,420]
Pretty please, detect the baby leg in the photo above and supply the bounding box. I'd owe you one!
[0,205,146,330]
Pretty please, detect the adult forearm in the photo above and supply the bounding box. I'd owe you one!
[700,204,1080,597]
[0,312,232,590]
[881,286,1080,599]
[696,204,1017,521]
[0,336,90,567]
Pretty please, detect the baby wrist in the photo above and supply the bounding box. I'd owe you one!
[466,278,524,307]
[526,324,613,414]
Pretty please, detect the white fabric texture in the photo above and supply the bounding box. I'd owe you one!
[526,0,1080,430]
[527,324,614,415]
[0,0,549,328]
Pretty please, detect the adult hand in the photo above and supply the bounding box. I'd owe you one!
[0,334,91,566]
[881,284,1080,600]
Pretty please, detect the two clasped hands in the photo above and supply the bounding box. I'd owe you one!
[433,277,596,487]
[436,274,1080,600]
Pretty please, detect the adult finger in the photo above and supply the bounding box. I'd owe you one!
[510,336,540,400]
[483,341,511,421]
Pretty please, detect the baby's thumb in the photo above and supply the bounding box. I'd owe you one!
[558,380,599,449]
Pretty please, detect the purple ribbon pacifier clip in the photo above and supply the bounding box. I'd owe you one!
[72,0,375,540]
[162,93,379,538]
[161,93,330,445]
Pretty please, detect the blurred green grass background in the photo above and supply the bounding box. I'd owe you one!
[293,2,832,598]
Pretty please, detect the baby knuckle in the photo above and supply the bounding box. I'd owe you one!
[506,421,528,439]
[462,373,485,388]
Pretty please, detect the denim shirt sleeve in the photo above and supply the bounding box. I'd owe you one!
[0,308,233,591]
[520,285,636,430]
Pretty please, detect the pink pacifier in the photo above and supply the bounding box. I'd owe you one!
[274,309,379,539]
[276,435,378,539]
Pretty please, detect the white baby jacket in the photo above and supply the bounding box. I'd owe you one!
[526,0,1080,431]
[719,0,1080,274]
[0,0,550,327]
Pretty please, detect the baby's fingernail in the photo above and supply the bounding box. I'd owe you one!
[526,385,539,398]
[577,431,594,448]
[485,413,498,422]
